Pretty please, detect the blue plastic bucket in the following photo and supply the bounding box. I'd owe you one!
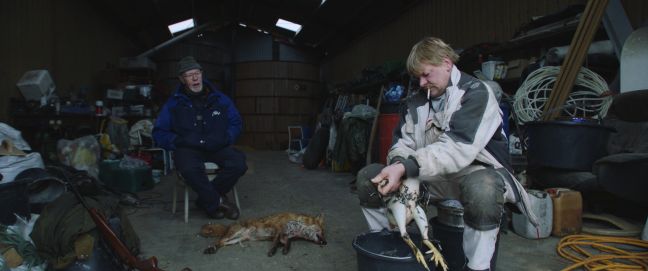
[352,230,431,271]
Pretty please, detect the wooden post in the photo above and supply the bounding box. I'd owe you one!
[366,86,385,165]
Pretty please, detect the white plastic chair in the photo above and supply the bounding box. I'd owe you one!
[135,130,170,175]
[172,162,240,223]
[288,126,306,153]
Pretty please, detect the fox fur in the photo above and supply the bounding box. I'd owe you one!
[200,212,327,256]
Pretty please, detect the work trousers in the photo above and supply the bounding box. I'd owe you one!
[174,146,247,213]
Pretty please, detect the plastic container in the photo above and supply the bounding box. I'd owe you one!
[432,219,466,271]
[525,121,615,171]
[512,189,553,239]
[352,230,430,271]
[152,169,163,184]
[378,114,400,164]
[99,160,153,193]
[95,100,104,116]
[546,188,582,237]
[481,60,506,80]
[431,205,501,271]
[436,199,464,228]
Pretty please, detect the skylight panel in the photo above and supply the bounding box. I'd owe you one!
[168,18,195,35]
[275,18,302,34]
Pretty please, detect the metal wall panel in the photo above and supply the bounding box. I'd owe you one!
[234,61,321,150]
[234,28,273,62]
[279,43,320,64]
[0,0,54,122]
[0,0,137,122]
[321,0,648,84]
[622,0,648,28]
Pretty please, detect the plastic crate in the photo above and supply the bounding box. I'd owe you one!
[99,160,153,193]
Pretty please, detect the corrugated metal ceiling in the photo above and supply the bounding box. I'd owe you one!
[90,0,421,57]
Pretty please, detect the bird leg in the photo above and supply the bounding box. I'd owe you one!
[403,234,430,271]
[384,178,430,271]
[411,203,448,271]
[408,182,448,271]
[393,201,429,271]
[423,239,448,271]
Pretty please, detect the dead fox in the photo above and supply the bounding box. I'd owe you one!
[200,212,327,256]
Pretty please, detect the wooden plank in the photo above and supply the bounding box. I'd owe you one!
[542,0,609,121]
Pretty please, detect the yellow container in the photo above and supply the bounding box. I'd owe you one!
[331,160,350,172]
[546,188,582,237]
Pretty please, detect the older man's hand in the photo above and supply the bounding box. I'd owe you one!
[370,163,405,195]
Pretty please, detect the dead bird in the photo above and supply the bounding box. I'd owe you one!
[380,178,448,271]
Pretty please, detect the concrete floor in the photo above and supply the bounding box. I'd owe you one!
[127,150,571,271]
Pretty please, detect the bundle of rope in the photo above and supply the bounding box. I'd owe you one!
[557,234,648,271]
[542,0,609,121]
[512,66,612,124]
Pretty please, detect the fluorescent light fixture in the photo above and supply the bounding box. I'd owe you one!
[168,18,195,34]
[238,22,247,28]
[320,0,327,6]
[275,18,302,34]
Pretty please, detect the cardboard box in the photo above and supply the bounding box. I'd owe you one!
[106,89,124,100]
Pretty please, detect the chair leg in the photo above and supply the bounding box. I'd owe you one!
[184,186,189,223]
[172,181,178,214]
[161,150,168,175]
[232,185,241,211]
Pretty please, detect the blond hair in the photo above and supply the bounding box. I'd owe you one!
[406,37,459,77]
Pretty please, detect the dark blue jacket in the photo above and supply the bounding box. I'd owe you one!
[153,80,242,151]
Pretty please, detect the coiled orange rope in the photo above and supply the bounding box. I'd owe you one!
[557,234,648,271]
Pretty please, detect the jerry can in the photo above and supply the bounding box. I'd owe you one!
[546,188,582,237]
[513,189,553,239]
